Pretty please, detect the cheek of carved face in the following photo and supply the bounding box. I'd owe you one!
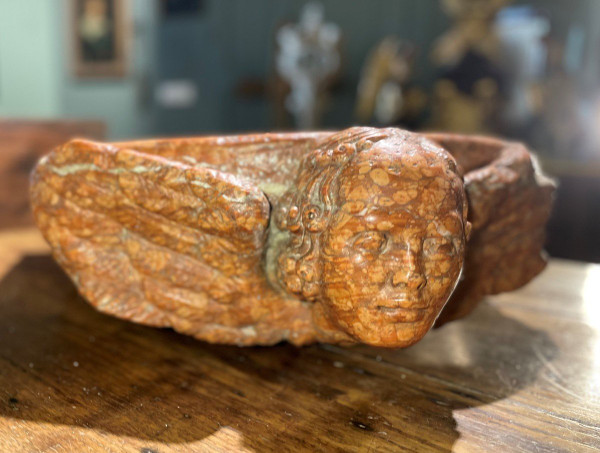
[320,167,466,347]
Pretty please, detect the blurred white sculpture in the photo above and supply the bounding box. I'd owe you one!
[275,3,341,129]
[495,7,549,128]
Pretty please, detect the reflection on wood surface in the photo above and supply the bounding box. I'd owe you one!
[0,229,598,452]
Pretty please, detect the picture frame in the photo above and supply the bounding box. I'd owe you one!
[70,0,129,78]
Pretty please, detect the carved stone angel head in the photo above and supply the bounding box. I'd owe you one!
[275,127,470,346]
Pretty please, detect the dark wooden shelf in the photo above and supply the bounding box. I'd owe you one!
[0,229,598,451]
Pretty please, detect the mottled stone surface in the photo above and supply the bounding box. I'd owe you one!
[425,133,555,326]
[30,127,553,348]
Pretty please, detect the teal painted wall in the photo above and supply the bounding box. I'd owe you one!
[0,0,62,117]
[152,0,450,135]
[0,0,157,139]
[0,0,596,138]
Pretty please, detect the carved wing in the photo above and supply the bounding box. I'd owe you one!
[440,140,554,323]
[31,139,271,336]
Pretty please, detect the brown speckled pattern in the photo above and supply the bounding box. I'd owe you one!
[273,128,469,347]
[30,127,554,347]
[425,133,555,325]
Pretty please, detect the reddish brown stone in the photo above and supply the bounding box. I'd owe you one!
[426,133,555,326]
[30,127,554,347]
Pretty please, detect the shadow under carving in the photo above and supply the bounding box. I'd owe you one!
[0,255,557,451]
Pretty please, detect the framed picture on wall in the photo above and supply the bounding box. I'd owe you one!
[70,0,129,78]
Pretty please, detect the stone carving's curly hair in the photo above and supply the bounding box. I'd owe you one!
[275,127,401,301]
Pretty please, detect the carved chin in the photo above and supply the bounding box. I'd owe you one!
[324,302,441,347]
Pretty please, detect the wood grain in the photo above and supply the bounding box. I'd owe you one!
[0,228,598,452]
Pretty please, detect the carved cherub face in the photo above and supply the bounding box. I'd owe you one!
[320,142,467,347]
[276,128,469,347]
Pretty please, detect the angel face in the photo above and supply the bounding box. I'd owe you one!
[318,142,468,347]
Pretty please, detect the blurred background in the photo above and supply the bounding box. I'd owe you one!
[1,0,599,262]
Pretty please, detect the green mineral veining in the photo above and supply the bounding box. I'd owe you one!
[258,182,288,197]
[263,218,290,290]
[49,163,153,175]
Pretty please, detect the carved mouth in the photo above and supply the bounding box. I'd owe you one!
[375,296,429,310]
[374,306,426,323]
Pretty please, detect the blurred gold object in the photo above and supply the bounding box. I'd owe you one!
[430,78,498,134]
[429,0,509,133]
[432,0,512,66]
[355,36,426,127]
[356,37,413,123]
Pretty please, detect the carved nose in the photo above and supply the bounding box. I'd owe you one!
[390,251,426,290]
[391,270,426,289]
[408,272,426,290]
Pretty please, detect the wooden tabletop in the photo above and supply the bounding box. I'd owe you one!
[0,229,598,452]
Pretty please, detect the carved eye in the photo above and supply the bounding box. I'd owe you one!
[302,205,320,222]
[303,205,326,232]
[353,231,387,253]
[423,237,455,256]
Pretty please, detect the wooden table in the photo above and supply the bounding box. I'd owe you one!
[0,229,598,452]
